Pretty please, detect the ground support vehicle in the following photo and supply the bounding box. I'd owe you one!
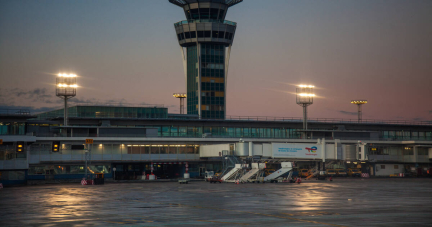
[348,168,361,177]
[264,162,293,183]
[249,176,265,183]
[336,169,347,177]
[316,171,327,180]
[209,176,222,183]
[264,169,275,176]
[299,169,310,178]
[178,179,189,184]
[269,176,291,183]
[326,169,337,177]
[94,173,105,185]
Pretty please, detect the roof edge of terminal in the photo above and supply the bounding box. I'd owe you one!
[169,0,243,8]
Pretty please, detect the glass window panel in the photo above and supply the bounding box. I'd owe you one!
[169,147,177,154]
[112,144,122,154]
[179,146,187,154]
[179,127,187,137]
[151,146,159,154]
[160,146,167,154]
[141,146,150,154]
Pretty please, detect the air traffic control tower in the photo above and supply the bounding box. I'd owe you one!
[169,0,242,119]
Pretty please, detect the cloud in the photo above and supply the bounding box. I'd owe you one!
[338,110,357,116]
[0,105,58,114]
[13,88,52,99]
[0,88,55,106]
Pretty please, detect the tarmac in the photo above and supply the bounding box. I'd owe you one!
[1,178,432,226]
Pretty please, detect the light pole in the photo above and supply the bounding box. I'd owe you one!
[173,93,187,114]
[296,85,315,138]
[351,100,367,123]
[56,73,77,126]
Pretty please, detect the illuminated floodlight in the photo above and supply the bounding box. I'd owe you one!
[298,85,315,88]
[298,93,315,97]
[58,73,77,77]
[56,73,78,126]
[351,100,367,123]
[173,93,187,114]
[351,100,367,104]
[173,93,187,98]
[296,85,315,138]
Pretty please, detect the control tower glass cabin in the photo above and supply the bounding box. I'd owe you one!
[169,0,243,119]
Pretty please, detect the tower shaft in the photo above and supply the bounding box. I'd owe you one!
[170,0,242,119]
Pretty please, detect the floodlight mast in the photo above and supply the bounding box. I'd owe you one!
[351,100,367,123]
[56,73,77,126]
[296,85,315,138]
[173,93,187,114]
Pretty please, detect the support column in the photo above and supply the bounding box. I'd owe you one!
[197,43,202,119]
[321,138,326,163]
[180,98,185,114]
[224,45,232,120]
[64,97,68,126]
[303,104,307,138]
[358,104,362,123]
[413,146,418,163]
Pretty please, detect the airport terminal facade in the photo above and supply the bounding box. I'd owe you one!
[1,0,432,185]
[1,106,432,185]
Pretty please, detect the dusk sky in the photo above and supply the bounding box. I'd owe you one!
[1,0,431,121]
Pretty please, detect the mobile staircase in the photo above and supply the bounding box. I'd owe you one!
[240,163,265,183]
[306,160,337,179]
[220,155,243,182]
[222,164,245,182]
[264,162,293,182]
[306,166,319,179]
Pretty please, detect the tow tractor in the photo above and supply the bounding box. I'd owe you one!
[179,179,189,184]
[316,171,327,180]
[208,176,223,183]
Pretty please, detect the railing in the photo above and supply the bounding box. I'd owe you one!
[223,115,432,126]
[0,109,31,115]
[68,103,165,108]
[174,19,237,27]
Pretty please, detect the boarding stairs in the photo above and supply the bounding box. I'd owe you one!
[240,163,265,183]
[325,160,337,169]
[222,164,244,182]
[287,171,293,181]
[264,162,293,182]
[306,166,319,179]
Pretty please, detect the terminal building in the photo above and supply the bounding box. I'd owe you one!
[1,0,431,185]
[0,106,432,185]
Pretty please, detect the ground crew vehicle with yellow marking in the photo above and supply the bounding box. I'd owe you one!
[348,168,361,177]
[336,169,347,177]
[299,169,310,177]
[326,169,337,177]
